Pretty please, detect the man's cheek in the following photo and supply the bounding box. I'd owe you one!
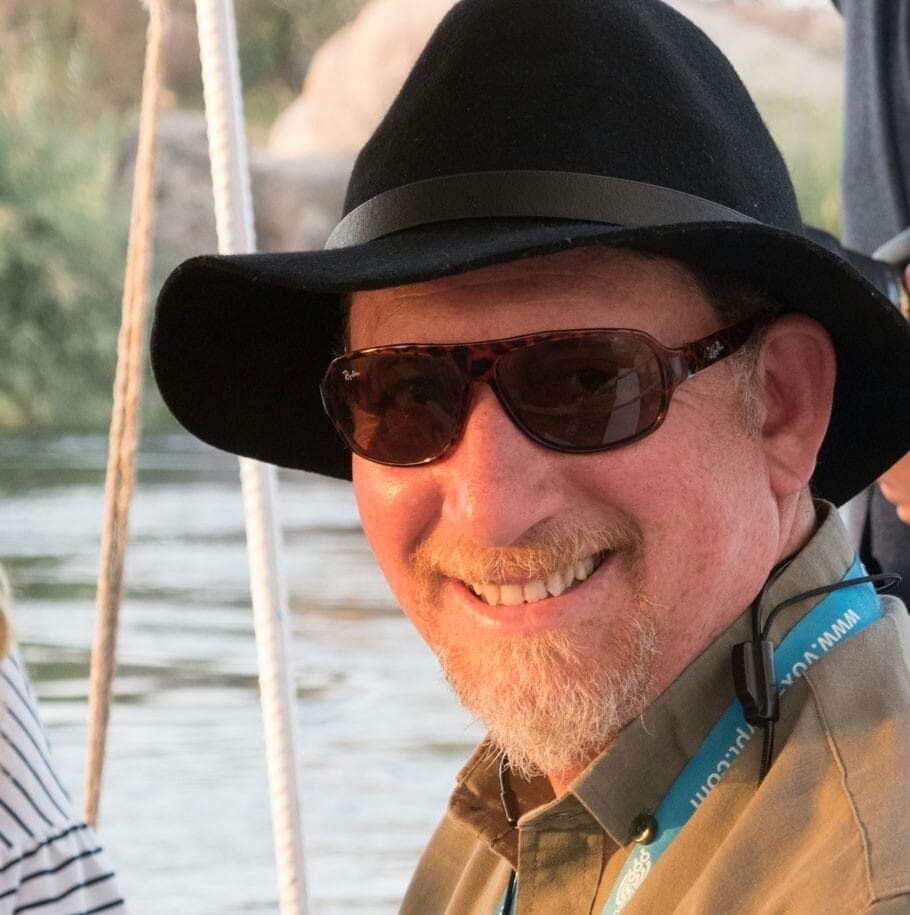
[354,463,432,558]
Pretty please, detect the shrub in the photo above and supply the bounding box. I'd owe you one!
[0,41,129,429]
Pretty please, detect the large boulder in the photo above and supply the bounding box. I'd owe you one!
[117,110,217,270]
[268,0,843,158]
[251,150,353,252]
[268,0,457,157]
[118,110,353,265]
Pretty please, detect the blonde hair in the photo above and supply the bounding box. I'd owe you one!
[0,563,12,659]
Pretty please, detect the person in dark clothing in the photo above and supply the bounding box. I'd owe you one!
[837,0,910,601]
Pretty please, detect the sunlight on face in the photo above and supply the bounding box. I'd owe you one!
[412,515,658,778]
[352,248,777,780]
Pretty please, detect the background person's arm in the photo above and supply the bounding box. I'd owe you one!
[876,262,910,525]
[879,459,910,522]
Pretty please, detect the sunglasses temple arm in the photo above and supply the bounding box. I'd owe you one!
[679,310,775,380]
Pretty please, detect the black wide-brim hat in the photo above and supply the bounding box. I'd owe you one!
[151,0,910,505]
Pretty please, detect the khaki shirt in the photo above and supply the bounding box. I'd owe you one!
[401,504,910,914]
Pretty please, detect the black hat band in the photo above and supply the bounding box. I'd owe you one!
[325,170,759,250]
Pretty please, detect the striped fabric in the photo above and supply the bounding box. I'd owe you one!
[0,649,124,914]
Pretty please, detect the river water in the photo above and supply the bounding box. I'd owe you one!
[0,433,481,914]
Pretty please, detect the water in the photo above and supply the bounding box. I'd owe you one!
[0,433,482,914]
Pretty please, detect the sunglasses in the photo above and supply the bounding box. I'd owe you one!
[320,310,772,467]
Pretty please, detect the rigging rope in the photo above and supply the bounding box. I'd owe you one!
[194,0,309,909]
[83,0,167,827]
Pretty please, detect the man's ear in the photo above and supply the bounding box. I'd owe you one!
[756,314,836,499]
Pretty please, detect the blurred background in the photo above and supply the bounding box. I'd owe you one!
[0,0,843,911]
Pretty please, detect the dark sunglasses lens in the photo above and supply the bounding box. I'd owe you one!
[323,351,466,464]
[496,334,666,449]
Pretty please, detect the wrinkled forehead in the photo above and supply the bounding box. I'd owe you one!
[347,247,718,350]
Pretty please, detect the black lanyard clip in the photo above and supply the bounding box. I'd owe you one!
[731,639,779,726]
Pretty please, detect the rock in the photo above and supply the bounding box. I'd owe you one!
[117,109,218,272]
[251,151,353,252]
[118,110,354,269]
[675,0,843,106]
[268,0,843,159]
[268,0,456,158]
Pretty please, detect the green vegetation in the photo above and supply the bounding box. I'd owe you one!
[0,41,127,429]
[1,1,373,432]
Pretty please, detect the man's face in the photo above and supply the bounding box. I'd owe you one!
[350,248,780,781]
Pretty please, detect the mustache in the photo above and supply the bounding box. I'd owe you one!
[412,517,643,585]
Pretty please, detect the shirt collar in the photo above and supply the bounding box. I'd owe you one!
[447,502,853,857]
[571,500,852,843]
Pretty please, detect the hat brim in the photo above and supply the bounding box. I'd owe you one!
[150,218,910,505]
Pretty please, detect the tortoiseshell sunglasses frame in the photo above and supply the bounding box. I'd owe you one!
[320,309,774,467]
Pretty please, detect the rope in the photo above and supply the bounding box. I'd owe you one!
[195,1,309,910]
[83,0,167,828]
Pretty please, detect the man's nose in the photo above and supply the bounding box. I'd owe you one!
[434,385,561,546]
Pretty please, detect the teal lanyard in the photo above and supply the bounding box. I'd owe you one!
[495,880,515,915]
[496,558,880,915]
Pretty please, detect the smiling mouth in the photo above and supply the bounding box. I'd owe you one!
[462,552,608,607]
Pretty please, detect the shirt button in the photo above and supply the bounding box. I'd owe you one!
[628,812,657,845]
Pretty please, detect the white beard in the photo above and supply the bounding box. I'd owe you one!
[435,610,658,781]
[410,515,655,780]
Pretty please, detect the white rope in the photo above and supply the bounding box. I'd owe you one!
[84,0,166,827]
[194,2,309,913]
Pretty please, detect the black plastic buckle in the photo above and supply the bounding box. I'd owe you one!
[731,640,779,726]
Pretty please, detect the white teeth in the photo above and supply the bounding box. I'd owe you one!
[546,570,567,597]
[499,584,525,606]
[466,553,604,607]
[480,584,501,605]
